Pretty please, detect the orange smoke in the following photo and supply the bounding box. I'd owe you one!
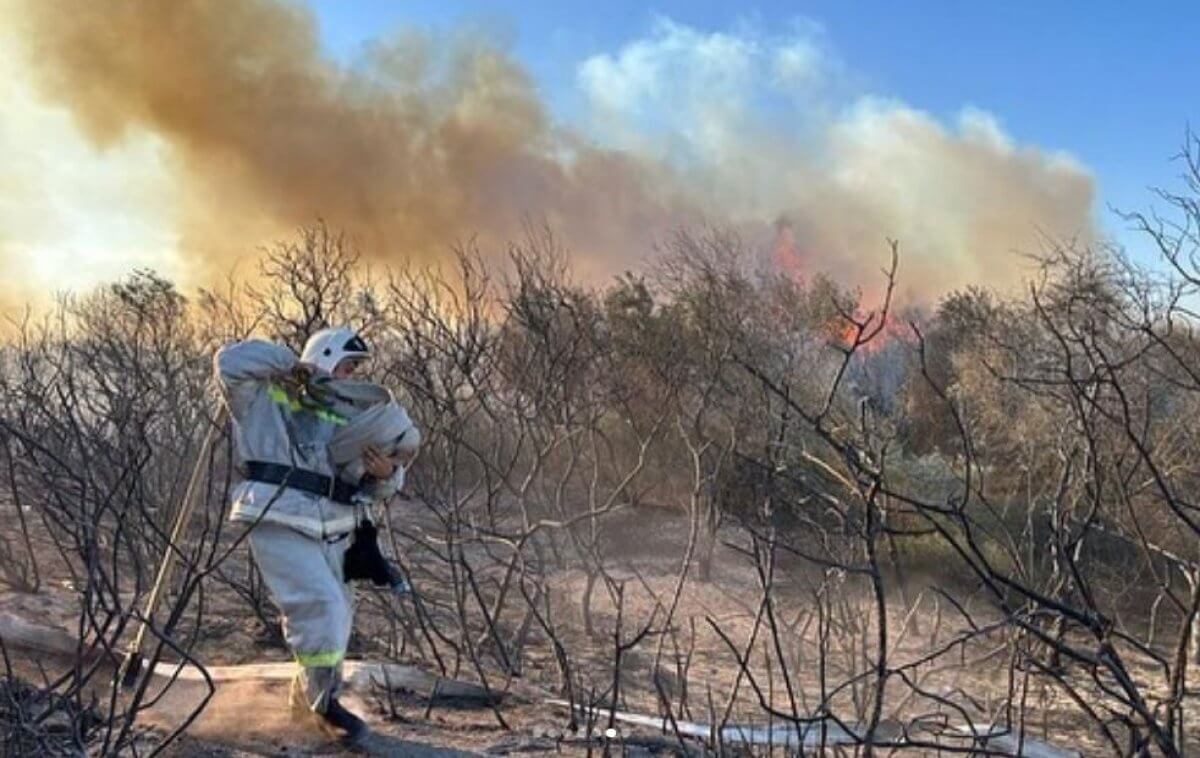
[8,0,696,283]
[4,1,1097,309]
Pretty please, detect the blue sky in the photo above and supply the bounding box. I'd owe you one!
[310,0,1200,261]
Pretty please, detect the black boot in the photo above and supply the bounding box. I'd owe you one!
[316,698,371,747]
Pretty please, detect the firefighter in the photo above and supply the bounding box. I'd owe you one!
[214,327,415,745]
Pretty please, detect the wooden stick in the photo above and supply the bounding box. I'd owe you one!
[120,405,229,687]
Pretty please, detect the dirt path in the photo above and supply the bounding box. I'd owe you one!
[145,678,482,757]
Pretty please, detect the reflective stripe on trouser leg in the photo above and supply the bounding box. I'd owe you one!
[249,522,354,713]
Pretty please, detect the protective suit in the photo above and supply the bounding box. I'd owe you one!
[214,332,416,732]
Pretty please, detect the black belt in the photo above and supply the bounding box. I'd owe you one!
[243,461,361,506]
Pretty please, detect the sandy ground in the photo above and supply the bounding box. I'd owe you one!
[1,499,1196,755]
[144,678,502,756]
[1,643,552,756]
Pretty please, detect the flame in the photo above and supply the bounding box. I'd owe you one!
[773,222,906,355]
[772,219,806,282]
[824,312,908,354]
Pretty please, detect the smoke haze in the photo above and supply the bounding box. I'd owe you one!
[3,1,1095,309]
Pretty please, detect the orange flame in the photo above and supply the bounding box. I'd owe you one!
[823,312,908,355]
[773,222,907,355]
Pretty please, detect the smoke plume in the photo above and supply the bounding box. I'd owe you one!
[5,2,1095,306]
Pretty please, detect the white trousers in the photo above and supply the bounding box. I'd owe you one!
[249,522,354,713]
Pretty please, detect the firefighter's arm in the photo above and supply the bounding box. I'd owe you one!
[214,340,299,419]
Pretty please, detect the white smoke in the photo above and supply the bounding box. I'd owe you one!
[577,17,1095,300]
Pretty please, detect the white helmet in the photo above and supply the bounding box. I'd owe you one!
[300,326,370,375]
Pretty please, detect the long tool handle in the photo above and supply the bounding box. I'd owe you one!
[120,404,230,687]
